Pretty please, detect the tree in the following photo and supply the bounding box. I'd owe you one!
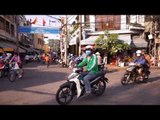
[95,31,131,55]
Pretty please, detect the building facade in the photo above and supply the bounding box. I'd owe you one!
[0,15,26,53]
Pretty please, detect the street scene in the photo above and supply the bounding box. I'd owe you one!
[0,15,160,105]
[0,63,160,105]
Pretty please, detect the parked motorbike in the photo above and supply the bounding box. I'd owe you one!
[121,62,150,85]
[56,64,108,105]
[8,62,24,82]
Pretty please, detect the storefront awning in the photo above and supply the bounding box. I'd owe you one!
[132,36,148,48]
[81,36,99,45]
[81,34,132,45]
[118,34,132,45]
[0,41,26,53]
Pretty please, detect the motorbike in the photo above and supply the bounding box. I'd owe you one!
[8,62,24,82]
[0,64,5,78]
[121,62,150,85]
[56,63,108,105]
[0,59,9,78]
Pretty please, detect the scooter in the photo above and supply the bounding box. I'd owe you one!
[56,63,108,105]
[121,62,150,85]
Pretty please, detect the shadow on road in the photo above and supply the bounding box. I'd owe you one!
[147,76,160,83]
[0,65,69,92]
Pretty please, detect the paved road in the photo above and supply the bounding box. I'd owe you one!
[0,63,160,105]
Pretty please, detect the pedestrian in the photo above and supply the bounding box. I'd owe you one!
[95,52,102,71]
[103,53,108,65]
[45,54,50,68]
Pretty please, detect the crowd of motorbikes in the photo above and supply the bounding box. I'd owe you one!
[0,52,152,105]
[56,54,151,105]
[0,57,24,82]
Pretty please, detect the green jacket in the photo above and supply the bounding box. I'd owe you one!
[77,54,98,75]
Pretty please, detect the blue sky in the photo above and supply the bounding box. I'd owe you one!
[25,15,64,43]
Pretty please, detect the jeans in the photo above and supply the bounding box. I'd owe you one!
[81,71,97,92]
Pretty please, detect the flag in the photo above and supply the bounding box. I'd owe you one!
[31,17,38,24]
[43,18,46,26]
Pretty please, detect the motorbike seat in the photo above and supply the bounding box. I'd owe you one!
[89,70,107,82]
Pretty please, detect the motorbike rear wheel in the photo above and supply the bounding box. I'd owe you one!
[92,79,106,96]
[8,70,16,82]
[56,86,74,105]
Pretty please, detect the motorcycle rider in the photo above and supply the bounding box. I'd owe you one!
[9,52,22,78]
[77,45,98,94]
[141,49,151,70]
[10,52,21,65]
[134,50,146,80]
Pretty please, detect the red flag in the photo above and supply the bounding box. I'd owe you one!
[43,18,46,26]
[31,17,37,24]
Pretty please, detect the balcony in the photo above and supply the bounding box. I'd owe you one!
[129,23,145,31]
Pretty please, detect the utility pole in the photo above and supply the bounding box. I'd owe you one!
[16,15,19,54]
[64,15,68,65]
[78,15,82,56]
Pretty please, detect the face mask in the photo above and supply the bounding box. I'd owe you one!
[85,50,91,55]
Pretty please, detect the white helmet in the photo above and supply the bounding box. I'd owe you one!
[85,45,93,50]
[136,50,141,54]
[95,52,100,55]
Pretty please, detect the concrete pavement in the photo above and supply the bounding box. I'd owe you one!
[0,62,160,105]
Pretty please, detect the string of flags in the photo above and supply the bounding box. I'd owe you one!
[30,17,60,26]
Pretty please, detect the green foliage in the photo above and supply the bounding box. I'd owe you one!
[95,30,131,55]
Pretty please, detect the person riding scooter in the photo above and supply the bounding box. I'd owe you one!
[77,45,98,94]
[133,50,146,81]
[141,49,151,73]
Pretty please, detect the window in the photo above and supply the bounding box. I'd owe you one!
[126,15,130,24]
[145,15,152,22]
[0,17,5,30]
[84,15,90,26]
[95,15,121,31]
[6,21,10,33]
[11,24,14,36]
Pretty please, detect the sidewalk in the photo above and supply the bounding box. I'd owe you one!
[106,65,127,71]
[106,64,160,71]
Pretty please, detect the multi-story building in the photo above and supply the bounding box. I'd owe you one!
[0,15,26,53]
[18,15,35,53]
[68,15,149,56]
[33,34,45,53]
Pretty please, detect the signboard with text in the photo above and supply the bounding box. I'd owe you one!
[19,26,60,34]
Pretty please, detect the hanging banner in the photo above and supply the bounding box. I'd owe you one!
[19,26,60,34]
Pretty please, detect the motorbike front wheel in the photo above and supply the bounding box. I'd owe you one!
[56,85,74,105]
[0,70,4,78]
[121,73,130,85]
[8,70,16,82]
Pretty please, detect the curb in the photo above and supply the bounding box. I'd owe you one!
[106,65,160,71]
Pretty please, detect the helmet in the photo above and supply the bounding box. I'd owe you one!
[85,45,93,50]
[95,52,100,55]
[136,50,141,54]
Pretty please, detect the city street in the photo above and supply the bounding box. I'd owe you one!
[0,63,160,105]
